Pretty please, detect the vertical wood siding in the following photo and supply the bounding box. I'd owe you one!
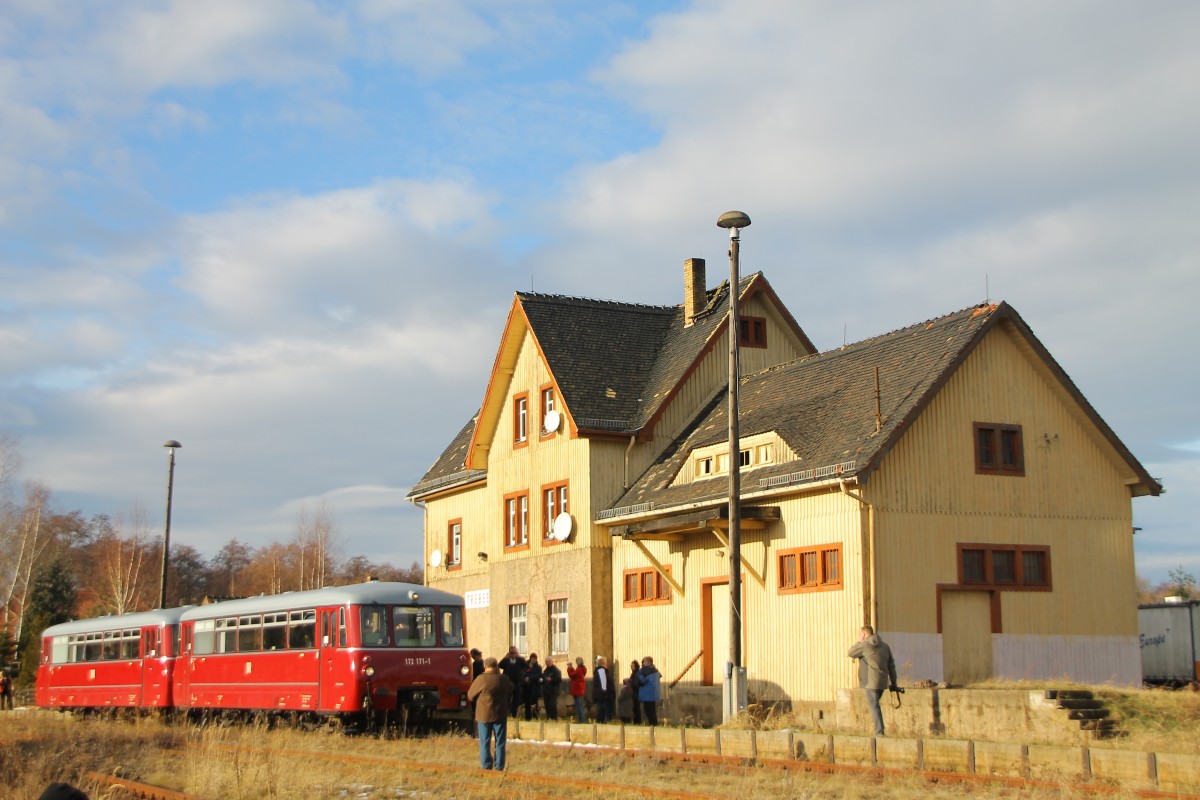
[870,325,1140,640]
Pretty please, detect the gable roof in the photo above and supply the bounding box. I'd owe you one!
[603,301,1161,517]
[406,272,816,499]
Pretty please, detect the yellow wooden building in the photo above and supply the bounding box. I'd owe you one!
[407,259,815,667]
[409,260,1161,708]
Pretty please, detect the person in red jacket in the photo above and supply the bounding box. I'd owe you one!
[566,656,588,723]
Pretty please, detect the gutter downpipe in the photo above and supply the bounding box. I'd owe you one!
[840,480,876,631]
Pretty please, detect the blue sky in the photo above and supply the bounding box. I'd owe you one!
[2,1,1197,584]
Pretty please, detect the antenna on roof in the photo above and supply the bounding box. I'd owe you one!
[843,323,847,347]
[985,273,990,304]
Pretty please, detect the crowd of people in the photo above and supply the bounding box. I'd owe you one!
[466,646,664,770]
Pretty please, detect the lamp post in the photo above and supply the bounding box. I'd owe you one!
[159,440,181,609]
[717,210,750,721]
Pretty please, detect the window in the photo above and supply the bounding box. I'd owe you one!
[264,612,287,650]
[238,615,262,652]
[974,422,1024,476]
[289,609,316,649]
[696,456,713,476]
[956,543,1051,589]
[739,449,752,468]
[447,519,462,568]
[739,316,767,348]
[622,567,673,607]
[510,603,528,652]
[778,544,843,593]
[504,491,530,550]
[756,444,773,465]
[542,481,569,540]
[513,393,529,446]
[549,598,568,655]
[540,385,557,436]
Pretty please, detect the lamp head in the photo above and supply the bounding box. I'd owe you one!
[163,440,182,449]
[716,210,751,230]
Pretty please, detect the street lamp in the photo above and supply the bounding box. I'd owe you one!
[159,440,181,609]
[716,210,750,722]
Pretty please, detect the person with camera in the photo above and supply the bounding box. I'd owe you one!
[847,624,898,736]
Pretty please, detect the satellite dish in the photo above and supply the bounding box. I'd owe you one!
[551,513,573,542]
[429,549,443,568]
[544,410,561,433]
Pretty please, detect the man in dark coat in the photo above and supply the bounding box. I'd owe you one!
[591,656,616,723]
[542,656,563,719]
[847,624,898,736]
[499,646,527,717]
[467,657,515,770]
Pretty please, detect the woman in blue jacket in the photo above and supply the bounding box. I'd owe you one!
[636,656,662,726]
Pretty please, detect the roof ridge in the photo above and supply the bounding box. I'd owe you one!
[745,302,997,380]
[518,291,677,313]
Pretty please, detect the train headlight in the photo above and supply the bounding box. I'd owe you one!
[459,664,470,677]
[363,665,376,678]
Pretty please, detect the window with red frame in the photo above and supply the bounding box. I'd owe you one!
[739,316,767,348]
[513,393,529,446]
[541,481,569,540]
[622,567,673,606]
[504,492,529,550]
[778,544,843,593]
[958,543,1050,589]
[447,519,462,568]
[974,422,1024,476]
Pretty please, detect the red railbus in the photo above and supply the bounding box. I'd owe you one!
[36,607,190,711]
[175,581,471,727]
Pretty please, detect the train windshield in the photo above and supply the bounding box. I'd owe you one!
[358,604,464,648]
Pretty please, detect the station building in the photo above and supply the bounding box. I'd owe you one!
[407,256,1160,708]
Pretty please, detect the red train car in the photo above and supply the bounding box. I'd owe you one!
[175,581,471,726]
[36,607,190,710]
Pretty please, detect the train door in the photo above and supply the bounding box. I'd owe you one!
[141,626,169,706]
[319,607,347,711]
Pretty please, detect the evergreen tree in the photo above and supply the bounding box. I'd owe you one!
[15,557,77,687]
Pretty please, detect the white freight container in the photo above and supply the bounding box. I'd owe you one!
[1138,599,1200,685]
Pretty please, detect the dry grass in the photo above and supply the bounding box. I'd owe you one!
[1,706,1192,799]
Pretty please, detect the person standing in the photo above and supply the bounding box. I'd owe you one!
[636,656,661,726]
[591,656,616,723]
[627,660,643,724]
[616,679,634,724]
[470,648,485,678]
[523,653,544,720]
[542,656,563,720]
[0,671,12,710]
[500,646,527,717]
[566,656,588,723]
[467,657,515,771]
[847,624,898,737]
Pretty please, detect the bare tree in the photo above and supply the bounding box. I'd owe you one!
[294,501,342,591]
[0,482,54,643]
[94,506,152,615]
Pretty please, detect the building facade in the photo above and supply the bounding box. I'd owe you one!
[410,264,1160,707]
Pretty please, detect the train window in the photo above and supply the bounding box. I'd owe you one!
[360,606,389,647]
[439,608,464,647]
[216,617,237,653]
[239,615,262,652]
[393,606,436,647]
[338,607,347,647]
[289,609,316,649]
[264,612,288,650]
[52,635,68,665]
[121,629,140,659]
[103,631,120,661]
[193,619,216,655]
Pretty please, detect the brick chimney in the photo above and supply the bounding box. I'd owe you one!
[684,258,706,327]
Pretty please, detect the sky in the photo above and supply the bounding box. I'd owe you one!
[1,1,1197,584]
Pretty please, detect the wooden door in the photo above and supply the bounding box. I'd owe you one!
[942,590,993,685]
